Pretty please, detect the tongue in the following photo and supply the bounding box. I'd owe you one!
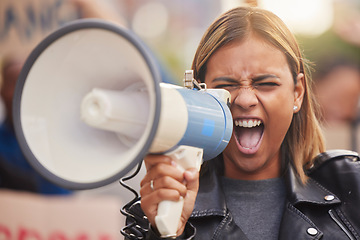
[237,126,263,149]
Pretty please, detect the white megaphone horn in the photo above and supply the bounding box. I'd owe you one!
[13,19,233,238]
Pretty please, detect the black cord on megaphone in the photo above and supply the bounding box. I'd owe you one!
[119,161,147,239]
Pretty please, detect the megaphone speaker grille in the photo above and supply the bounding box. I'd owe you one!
[13,19,161,189]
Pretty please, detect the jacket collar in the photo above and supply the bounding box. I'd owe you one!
[284,165,341,206]
[192,157,341,218]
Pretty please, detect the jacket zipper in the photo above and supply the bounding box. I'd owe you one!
[328,209,356,240]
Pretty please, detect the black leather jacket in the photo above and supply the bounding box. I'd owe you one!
[124,150,360,240]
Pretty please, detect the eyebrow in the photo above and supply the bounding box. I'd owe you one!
[252,74,279,81]
[212,77,239,83]
[212,74,279,83]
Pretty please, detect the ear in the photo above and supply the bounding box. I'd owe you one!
[293,73,305,113]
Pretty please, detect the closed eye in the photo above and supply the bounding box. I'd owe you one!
[257,82,279,86]
[212,77,240,90]
[214,84,240,89]
[253,75,280,89]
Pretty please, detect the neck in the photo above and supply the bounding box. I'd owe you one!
[223,152,282,180]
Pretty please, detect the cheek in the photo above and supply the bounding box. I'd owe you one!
[222,134,240,165]
[262,93,294,141]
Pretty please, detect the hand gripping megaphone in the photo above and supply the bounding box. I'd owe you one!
[13,19,233,238]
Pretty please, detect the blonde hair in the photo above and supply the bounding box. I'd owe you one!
[192,6,325,183]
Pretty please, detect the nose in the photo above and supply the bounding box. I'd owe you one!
[232,87,258,110]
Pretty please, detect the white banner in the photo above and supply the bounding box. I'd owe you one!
[0,190,124,240]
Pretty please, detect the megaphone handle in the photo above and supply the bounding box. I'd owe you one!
[154,146,203,238]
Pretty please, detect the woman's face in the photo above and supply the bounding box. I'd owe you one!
[204,35,304,180]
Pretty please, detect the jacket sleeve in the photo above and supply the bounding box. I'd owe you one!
[123,199,196,240]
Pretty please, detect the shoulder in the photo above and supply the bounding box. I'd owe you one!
[306,150,360,235]
[307,149,360,198]
[308,149,359,171]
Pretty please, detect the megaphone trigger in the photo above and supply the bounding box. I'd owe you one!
[166,146,203,173]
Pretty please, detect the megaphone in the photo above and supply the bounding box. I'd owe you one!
[13,19,232,238]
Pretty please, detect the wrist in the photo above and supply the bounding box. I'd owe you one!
[147,222,195,240]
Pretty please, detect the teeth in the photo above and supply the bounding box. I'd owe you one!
[235,119,262,128]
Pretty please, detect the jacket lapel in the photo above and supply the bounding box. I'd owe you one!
[280,203,323,239]
[192,161,227,217]
[191,159,249,239]
[285,166,341,206]
[279,166,341,240]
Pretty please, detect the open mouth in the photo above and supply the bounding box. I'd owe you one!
[234,119,264,152]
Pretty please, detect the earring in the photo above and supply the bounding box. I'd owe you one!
[293,106,298,111]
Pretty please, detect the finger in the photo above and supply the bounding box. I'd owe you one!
[184,168,200,193]
[140,188,183,227]
[141,163,184,187]
[141,188,183,208]
[140,176,187,197]
[144,154,172,171]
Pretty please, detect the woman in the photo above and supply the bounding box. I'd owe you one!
[124,6,360,240]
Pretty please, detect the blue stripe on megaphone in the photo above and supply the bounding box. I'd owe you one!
[175,88,233,161]
[201,118,215,137]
